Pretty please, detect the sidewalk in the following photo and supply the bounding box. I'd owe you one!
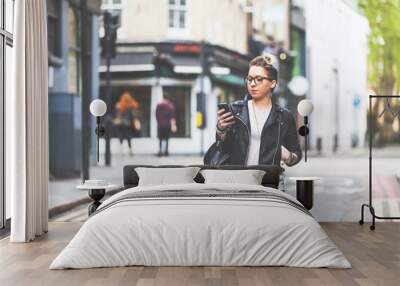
[49,153,204,211]
[307,145,400,158]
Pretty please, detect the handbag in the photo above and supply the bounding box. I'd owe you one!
[131,118,141,131]
[112,116,122,126]
[203,142,230,166]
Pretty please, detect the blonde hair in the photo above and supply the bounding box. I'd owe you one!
[249,55,278,81]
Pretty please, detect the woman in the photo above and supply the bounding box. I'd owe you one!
[204,55,302,166]
[113,91,141,155]
[155,95,177,156]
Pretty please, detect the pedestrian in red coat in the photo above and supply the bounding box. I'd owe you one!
[156,96,177,156]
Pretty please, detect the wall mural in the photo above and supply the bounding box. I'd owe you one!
[42,0,400,227]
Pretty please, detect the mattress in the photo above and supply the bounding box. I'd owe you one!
[50,183,351,269]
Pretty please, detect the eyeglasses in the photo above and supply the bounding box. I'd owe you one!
[244,76,273,86]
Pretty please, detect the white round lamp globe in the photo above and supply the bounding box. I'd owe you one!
[297,99,314,116]
[90,99,107,117]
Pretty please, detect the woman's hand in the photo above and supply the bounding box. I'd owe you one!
[217,109,235,131]
[171,118,177,133]
[281,146,297,166]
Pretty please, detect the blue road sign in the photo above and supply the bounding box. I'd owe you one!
[353,97,361,109]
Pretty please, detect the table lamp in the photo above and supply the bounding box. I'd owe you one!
[297,99,314,162]
[90,99,107,162]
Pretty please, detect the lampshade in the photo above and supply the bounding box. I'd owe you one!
[90,99,107,117]
[297,99,314,116]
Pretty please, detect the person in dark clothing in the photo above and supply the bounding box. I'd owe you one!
[155,96,177,156]
[204,55,302,167]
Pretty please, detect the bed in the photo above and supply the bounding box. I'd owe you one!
[50,165,350,269]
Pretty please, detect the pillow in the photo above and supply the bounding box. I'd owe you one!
[135,167,201,186]
[200,169,266,185]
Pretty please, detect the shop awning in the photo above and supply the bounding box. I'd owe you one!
[169,56,202,74]
[212,74,245,87]
[99,52,155,73]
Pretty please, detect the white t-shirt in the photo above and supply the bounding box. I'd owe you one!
[246,101,272,165]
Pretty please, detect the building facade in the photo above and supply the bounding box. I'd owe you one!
[116,0,249,55]
[100,0,369,156]
[304,0,369,152]
[260,0,369,153]
[47,0,102,176]
[100,0,253,155]
[100,41,250,155]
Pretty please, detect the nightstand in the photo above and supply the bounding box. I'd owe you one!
[288,177,320,210]
[77,183,120,216]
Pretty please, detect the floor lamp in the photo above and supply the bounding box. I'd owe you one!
[359,95,400,230]
[90,99,107,162]
[297,99,314,162]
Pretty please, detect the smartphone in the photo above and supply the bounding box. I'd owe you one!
[218,103,237,125]
[218,103,231,113]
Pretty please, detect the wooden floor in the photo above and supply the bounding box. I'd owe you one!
[0,222,399,286]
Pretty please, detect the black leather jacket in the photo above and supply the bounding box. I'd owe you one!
[208,95,302,166]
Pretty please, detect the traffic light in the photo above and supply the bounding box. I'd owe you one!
[101,11,120,59]
[277,48,294,90]
[196,92,206,129]
[279,51,288,61]
[196,112,204,129]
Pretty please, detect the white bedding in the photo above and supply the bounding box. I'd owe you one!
[50,183,351,269]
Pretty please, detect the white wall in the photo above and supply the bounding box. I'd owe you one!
[304,0,369,152]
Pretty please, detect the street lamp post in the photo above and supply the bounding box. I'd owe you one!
[80,0,90,181]
[101,11,119,166]
[198,42,209,156]
[199,42,205,156]
[104,25,112,166]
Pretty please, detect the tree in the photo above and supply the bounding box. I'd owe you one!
[359,0,400,94]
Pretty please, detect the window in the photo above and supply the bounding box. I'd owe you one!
[99,86,152,138]
[68,7,80,94]
[162,86,191,138]
[216,85,244,104]
[47,0,61,59]
[4,0,13,33]
[290,27,306,77]
[168,0,187,29]
[1,0,14,230]
[101,0,122,11]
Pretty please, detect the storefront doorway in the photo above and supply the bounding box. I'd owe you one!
[162,86,191,138]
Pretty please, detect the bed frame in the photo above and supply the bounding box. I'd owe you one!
[123,165,281,189]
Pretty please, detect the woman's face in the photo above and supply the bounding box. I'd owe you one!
[246,66,276,100]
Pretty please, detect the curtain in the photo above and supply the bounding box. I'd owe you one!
[9,0,48,242]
